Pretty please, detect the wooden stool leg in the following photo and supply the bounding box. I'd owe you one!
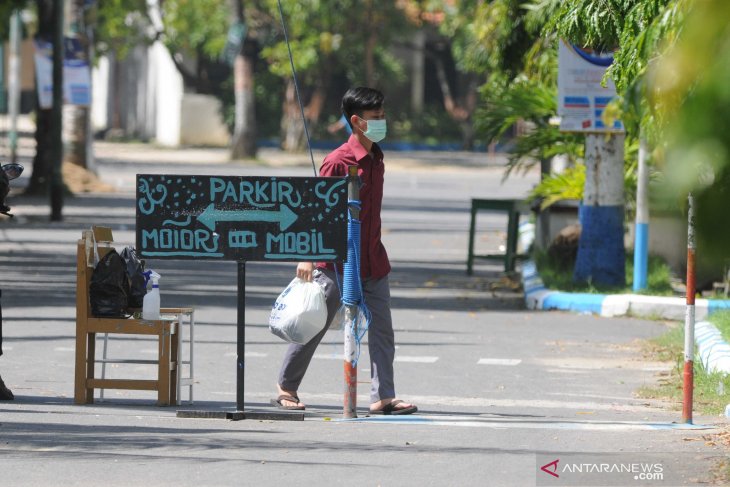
[157,326,171,406]
[85,332,96,403]
[169,324,179,406]
[74,330,87,404]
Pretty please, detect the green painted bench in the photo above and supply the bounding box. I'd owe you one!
[466,198,531,275]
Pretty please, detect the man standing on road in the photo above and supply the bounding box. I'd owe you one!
[273,87,417,415]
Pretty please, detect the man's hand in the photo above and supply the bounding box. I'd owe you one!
[296,262,315,281]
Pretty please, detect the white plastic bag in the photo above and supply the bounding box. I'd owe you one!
[269,278,328,344]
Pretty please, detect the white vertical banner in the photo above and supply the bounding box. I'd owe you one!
[557,40,624,133]
[33,39,54,109]
[32,37,91,108]
[63,37,91,106]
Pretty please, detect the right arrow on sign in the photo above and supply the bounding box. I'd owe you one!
[197,203,299,231]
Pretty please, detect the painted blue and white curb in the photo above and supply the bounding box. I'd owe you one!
[522,260,730,321]
[695,321,730,375]
[522,260,730,404]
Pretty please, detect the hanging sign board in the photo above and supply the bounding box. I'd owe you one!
[557,40,624,133]
[136,174,348,262]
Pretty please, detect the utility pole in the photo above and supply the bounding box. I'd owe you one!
[50,0,64,221]
[682,193,696,424]
[8,10,22,164]
[633,138,650,291]
[230,0,256,159]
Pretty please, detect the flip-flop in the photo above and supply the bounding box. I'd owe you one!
[271,394,305,410]
[368,399,417,416]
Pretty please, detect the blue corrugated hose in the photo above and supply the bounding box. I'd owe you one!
[340,199,371,365]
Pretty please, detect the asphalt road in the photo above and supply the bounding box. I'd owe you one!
[0,144,726,486]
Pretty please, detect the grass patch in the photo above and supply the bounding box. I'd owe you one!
[534,251,676,295]
[710,310,730,343]
[638,322,730,415]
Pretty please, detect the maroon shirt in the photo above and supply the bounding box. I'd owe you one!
[317,135,391,279]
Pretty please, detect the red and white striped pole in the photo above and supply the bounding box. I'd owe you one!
[343,165,360,419]
[682,193,695,424]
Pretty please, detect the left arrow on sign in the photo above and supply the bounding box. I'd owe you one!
[197,204,299,231]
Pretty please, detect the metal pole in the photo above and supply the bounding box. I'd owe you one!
[682,193,695,424]
[0,45,5,115]
[343,165,360,418]
[50,0,64,221]
[236,260,246,411]
[633,138,650,291]
[8,10,22,164]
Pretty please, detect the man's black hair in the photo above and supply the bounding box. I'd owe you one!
[341,87,384,129]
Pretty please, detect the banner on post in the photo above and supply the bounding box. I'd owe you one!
[557,40,624,133]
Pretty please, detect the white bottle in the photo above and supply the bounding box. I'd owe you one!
[142,271,161,320]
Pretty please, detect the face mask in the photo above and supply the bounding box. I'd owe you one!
[362,118,387,143]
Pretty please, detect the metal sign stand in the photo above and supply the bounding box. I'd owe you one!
[146,174,349,422]
[178,261,304,421]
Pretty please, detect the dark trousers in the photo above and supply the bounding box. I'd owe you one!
[277,268,396,403]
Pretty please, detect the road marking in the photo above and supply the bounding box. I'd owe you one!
[53,347,75,352]
[313,353,344,360]
[335,415,716,431]
[224,352,268,358]
[477,358,521,366]
[395,356,439,363]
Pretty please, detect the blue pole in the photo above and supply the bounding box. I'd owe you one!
[633,138,649,291]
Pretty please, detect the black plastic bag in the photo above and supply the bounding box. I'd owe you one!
[120,246,146,309]
[89,249,129,318]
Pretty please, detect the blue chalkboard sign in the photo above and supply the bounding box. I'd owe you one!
[135,174,348,262]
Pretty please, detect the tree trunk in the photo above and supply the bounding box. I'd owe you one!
[230,1,256,159]
[280,81,329,153]
[27,106,53,195]
[281,78,304,152]
[411,30,425,114]
[433,55,477,149]
[573,133,626,287]
[63,0,93,170]
[26,0,54,195]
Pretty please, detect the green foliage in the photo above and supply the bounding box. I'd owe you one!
[640,322,730,416]
[528,136,641,216]
[0,0,27,40]
[656,0,730,261]
[535,250,674,296]
[528,164,585,209]
[260,0,411,87]
[610,0,687,138]
[710,311,730,345]
[391,105,466,144]
[439,0,537,78]
[477,77,556,140]
[160,0,230,58]
[476,75,583,177]
[542,0,664,51]
[95,0,152,57]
